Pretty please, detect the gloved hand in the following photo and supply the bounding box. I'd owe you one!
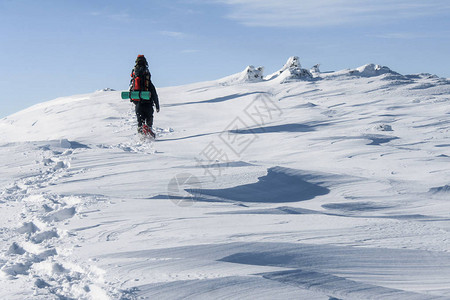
[156,108,160,113]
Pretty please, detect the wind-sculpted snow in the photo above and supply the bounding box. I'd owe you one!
[1,58,450,298]
[102,241,450,299]
[429,184,450,194]
[229,121,328,134]
[191,167,330,203]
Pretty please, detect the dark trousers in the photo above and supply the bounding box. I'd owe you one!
[134,101,154,128]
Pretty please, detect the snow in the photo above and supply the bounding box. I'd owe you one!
[1,57,450,299]
[219,65,265,84]
[266,56,313,82]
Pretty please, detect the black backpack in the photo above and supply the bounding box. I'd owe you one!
[130,56,151,91]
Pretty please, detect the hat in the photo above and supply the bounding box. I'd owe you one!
[135,55,148,66]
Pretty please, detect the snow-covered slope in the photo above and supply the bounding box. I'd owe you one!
[1,58,450,299]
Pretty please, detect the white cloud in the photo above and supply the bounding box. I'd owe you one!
[214,0,450,27]
[88,10,131,22]
[371,31,450,40]
[159,31,188,38]
[108,12,132,22]
[372,32,428,40]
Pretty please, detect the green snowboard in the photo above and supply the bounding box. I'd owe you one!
[121,91,151,100]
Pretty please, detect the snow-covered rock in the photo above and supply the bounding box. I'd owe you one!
[266,56,313,82]
[323,63,399,79]
[219,65,264,85]
[351,63,396,77]
[273,56,302,75]
[310,64,321,75]
[96,88,116,92]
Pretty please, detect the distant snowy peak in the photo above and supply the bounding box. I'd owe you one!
[219,65,264,85]
[265,56,313,82]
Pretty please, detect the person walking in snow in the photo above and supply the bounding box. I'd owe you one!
[129,54,160,137]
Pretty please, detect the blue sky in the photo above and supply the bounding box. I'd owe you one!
[1,0,449,118]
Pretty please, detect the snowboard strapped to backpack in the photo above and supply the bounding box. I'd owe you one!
[129,55,152,101]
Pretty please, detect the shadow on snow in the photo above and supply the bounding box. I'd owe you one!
[189,166,330,204]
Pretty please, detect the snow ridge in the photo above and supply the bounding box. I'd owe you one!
[220,56,403,85]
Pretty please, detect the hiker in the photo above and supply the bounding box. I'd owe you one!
[129,54,160,137]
